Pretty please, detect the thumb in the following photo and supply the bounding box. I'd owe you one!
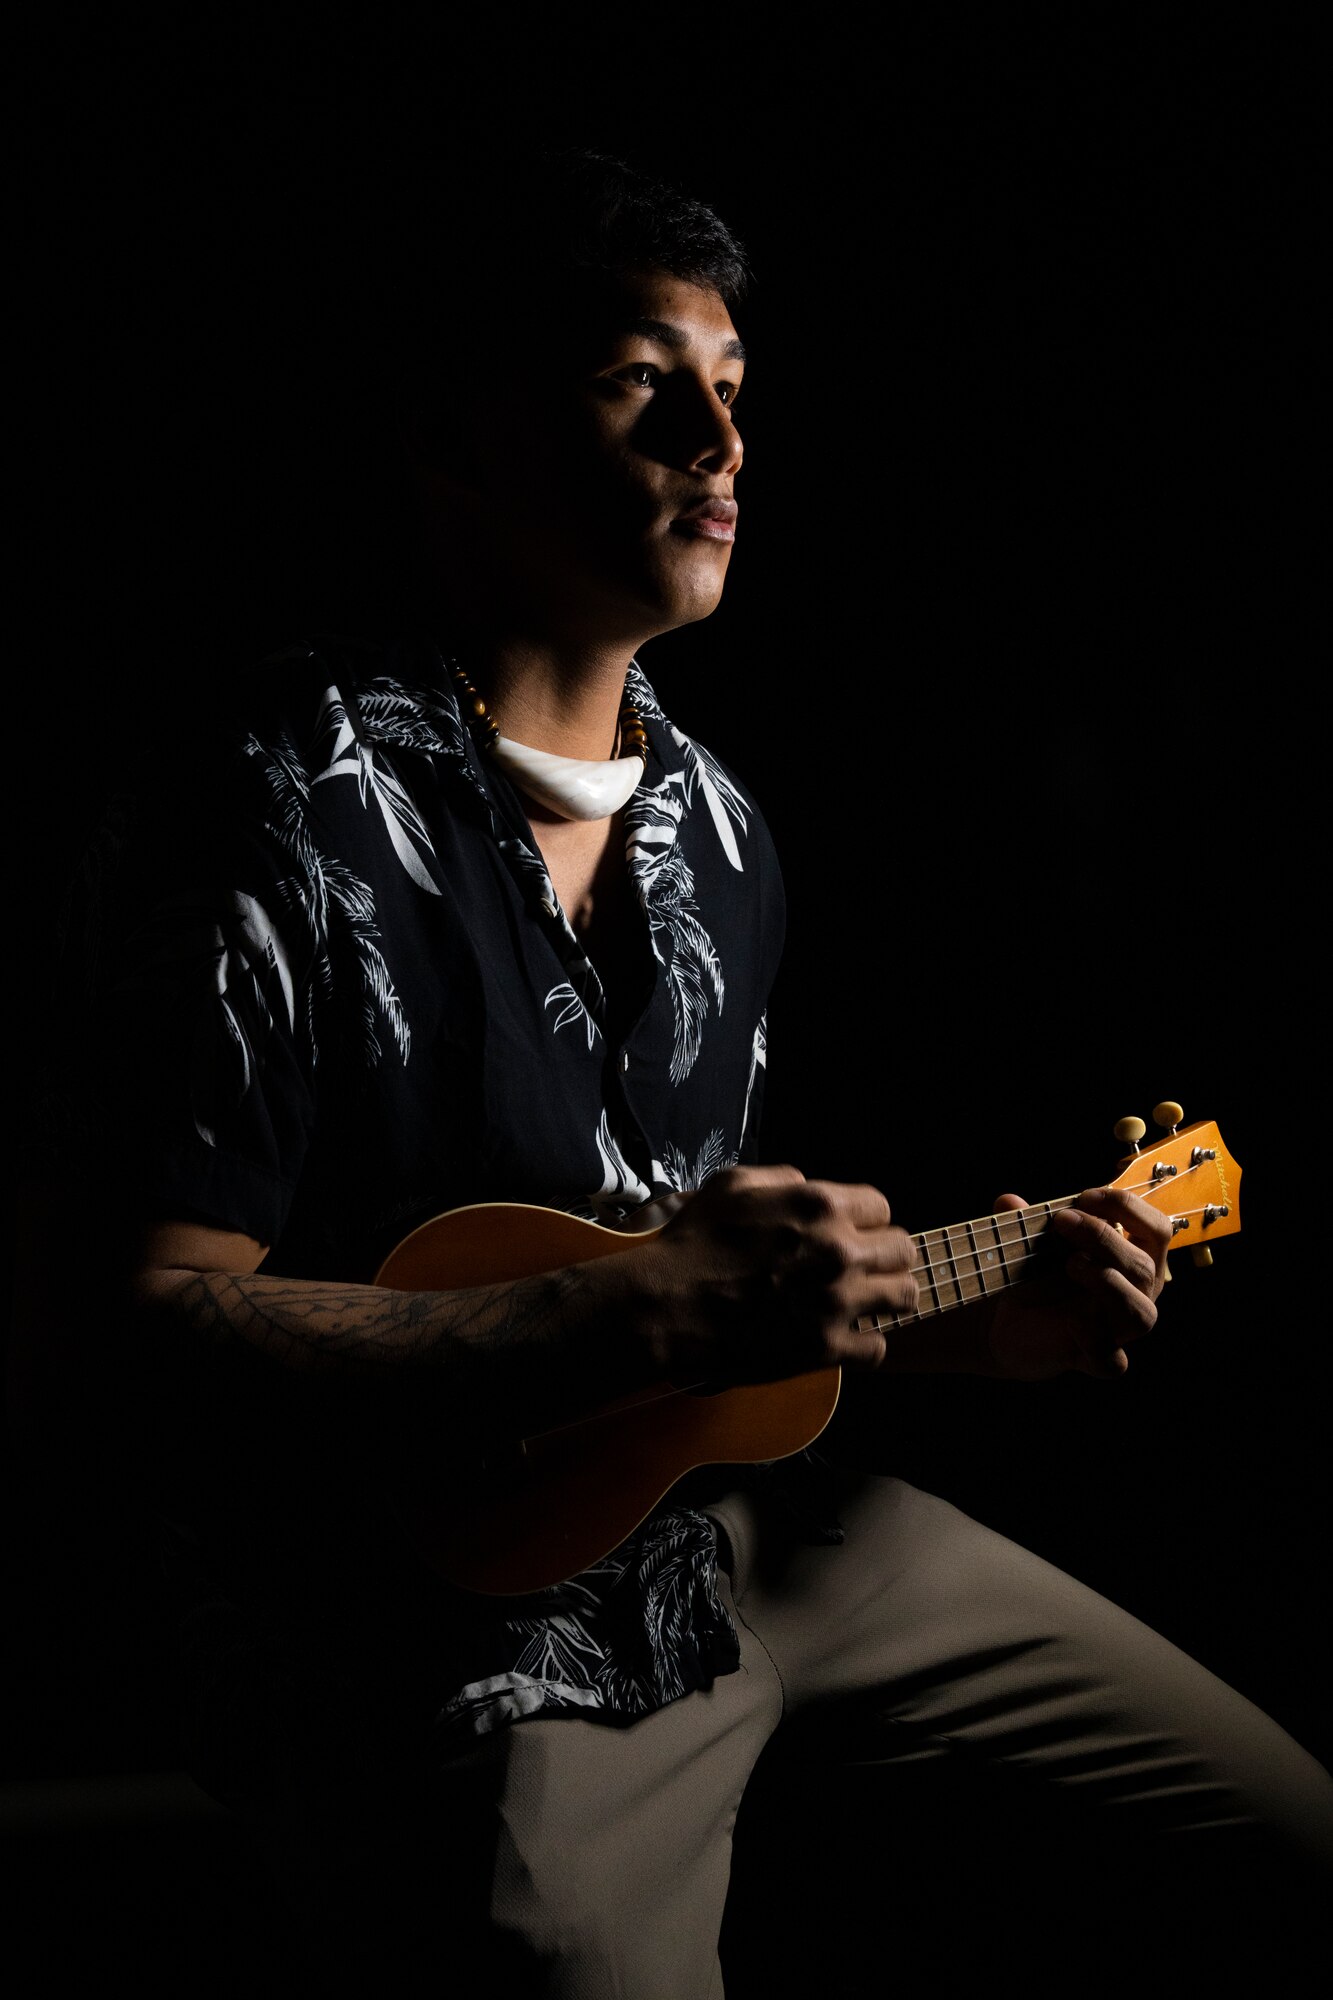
[993,1192,1029,1213]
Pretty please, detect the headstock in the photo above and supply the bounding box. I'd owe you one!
[1105,1110,1242,1262]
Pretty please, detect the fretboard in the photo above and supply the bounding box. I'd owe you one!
[867,1195,1079,1331]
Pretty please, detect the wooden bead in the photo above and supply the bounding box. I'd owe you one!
[453,669,648,766]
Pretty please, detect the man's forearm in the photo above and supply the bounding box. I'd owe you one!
[135,1257,661,1440]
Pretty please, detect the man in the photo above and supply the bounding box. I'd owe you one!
[35,152,1333,1990]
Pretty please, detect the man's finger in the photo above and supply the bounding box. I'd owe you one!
[800,1180,895,1231]
[723,1163,806,1191]
[829,1324,890,1371]
[1050,1206,1158,1290]
[1076,1186,1173,1264]
[1064,1255,1158,1338]
[846,1226,917,1274]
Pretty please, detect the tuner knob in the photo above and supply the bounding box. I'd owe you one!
[1113,1116,1146,1152]
[1191,1245,1214,1270]
[1153,1100,1184,1133]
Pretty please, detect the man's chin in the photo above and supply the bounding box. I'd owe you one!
[626,592,725,651]
[639,556,731,634]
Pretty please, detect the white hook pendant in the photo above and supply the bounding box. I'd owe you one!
[489,735,645,821]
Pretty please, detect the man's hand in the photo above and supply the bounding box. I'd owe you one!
[985,1186,1172,1381]
[636,1164,918,1382]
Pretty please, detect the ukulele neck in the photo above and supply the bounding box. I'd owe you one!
[873,1196,1080,1330]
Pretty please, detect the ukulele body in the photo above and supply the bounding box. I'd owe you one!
[376,1203,841,1596]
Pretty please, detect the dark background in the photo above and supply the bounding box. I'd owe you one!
[9,4,1324,1979]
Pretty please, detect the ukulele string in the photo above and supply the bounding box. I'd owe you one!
[883,1189,1221,1318]
[1114,1159,1211,1198]
[908,1241,1044,1284]
[905,1157,1214,1284]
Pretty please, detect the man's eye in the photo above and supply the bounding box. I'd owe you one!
[620,363,658,388]
[717,382,739,407]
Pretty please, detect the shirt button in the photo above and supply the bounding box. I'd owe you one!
[620,1050,630,1074]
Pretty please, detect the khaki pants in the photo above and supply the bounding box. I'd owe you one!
[442,1475,1333,1996]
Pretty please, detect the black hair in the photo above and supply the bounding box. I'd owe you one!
[391,149,750,416]
[500,149,751,311]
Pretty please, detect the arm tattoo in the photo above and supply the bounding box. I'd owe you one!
[157,1261,638,1437]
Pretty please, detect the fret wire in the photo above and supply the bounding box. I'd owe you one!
[916,1225,969,1302]
[964,1208,1008,1304]
[911,1222,1050,1282]
[992,1212,1016,1286]
[963,1219,978,1290]
[910,1241,1013,1285]
[946,1227,965,1302]
[921,1219,944,1314]
[908,1191,1077,1250]
[980,1212,1012,1291]
[940,1225,963,1306]
[864,1245,1049,1330]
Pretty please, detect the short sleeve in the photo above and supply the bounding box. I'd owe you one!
[57,745,319,1248]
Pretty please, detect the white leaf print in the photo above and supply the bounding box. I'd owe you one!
[311,690,442,898]
[740,1010,767,1154]
[624,784,727,1083]
[228,889,296,1031]
[593,1111,652,1213]
[247,731,413,1068]
[439,1673,602,1733]
[369,770,441,895]
[667,723,748,873]
[654,1129,737,1193]
[544,981,601,1050]
[623,781,684,897]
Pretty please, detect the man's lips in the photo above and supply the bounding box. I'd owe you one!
[669,499,738,543]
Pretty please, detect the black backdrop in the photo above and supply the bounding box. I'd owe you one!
[10,1,1325,1952]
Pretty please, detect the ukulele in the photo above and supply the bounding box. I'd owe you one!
[375,1107,1241,1595]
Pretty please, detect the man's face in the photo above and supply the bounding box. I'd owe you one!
[458,270,745,647]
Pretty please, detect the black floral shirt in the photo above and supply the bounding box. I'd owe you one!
[64,638,792,1750]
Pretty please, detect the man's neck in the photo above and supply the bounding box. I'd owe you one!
[475,640,637,762]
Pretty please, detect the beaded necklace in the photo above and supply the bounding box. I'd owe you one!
[450,663,648,822]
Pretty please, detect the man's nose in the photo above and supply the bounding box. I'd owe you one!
[681,384,743,479]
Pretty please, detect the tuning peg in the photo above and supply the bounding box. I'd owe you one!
[1191,1245,1213,1269]
[1113,1116,1146,1153]
[1153,1100,1184,1134]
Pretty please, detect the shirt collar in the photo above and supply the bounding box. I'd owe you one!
[338,644,669,806]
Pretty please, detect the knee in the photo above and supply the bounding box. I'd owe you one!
[489,1818,629,1977]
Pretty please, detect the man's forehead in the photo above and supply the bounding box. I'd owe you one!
[616,313,747,363]
[591,273,745,359]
